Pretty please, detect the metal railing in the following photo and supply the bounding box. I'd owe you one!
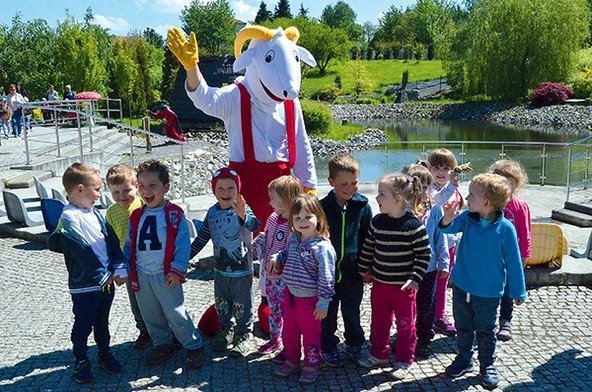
[564,135,592,202]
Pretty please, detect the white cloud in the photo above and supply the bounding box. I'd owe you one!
[153,24,175,38]
[233,0,258,23]
[135,0,197,14]
[93,15,130,32]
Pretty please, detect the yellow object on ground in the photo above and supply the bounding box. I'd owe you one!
[525,223,568,268]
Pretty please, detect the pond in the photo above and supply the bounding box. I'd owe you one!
[315,119,582,186]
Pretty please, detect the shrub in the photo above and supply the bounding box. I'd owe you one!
[301,99,333,135]
[354,98,375,104]
[530,82,573,107]
[312,84,340,101]
[569,68,592,98]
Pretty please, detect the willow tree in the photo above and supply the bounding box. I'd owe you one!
[448,0,590,101]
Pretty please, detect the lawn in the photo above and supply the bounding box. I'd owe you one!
[301,59,445,98]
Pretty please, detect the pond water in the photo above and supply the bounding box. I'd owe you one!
[315,119,582,186]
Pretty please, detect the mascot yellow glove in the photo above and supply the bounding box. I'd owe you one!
[303,187,317,196]
[167,27,199,70]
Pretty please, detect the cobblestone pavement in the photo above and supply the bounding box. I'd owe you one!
[1,236,592,391]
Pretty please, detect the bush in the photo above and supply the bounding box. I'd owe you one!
[530,82,573,107]
[301,99,333,136]
[354,98,375,104]
[570,68,592,98]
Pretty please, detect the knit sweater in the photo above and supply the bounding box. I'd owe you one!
[358,211,430,285]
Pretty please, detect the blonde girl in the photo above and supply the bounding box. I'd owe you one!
[255,176,301,358]
[270,194,336,384]
[357,174,431,380]
[489,159,531,341]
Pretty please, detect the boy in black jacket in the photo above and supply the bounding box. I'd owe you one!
[320,154,373,366]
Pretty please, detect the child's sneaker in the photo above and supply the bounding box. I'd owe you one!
[73,359,92,384]
[274,362,299,378]
[445,357,474,378]
[145,344,176,366]
[230,333,252,358]
[133,330,152,350]
[357,354,389,368]
[414,341,432,359]
[258,338,282,354]
[185,347,206,370]
[389,362,412,380]
[273,350,287,364]
[212,328,233,352]
[321,347,344,367]
[342,344,362,363]
[480,365,500,390]
[497,319,512,341]
[298,366,319,384]
[433,318,457,337]
[97,352,122,374]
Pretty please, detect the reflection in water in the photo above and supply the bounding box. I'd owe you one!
[315,120,580,185]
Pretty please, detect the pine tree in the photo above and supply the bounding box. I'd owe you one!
[255,1,272,23]
[274,0,292,19]
[298,3,309,18]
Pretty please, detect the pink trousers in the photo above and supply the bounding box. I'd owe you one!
[434,247,455,320]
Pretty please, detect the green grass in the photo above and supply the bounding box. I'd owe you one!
[301,59,445,98]
[320,121,365,141]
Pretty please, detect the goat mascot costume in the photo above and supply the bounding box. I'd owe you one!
[168,26,317,230]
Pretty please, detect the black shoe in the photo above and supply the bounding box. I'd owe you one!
[97,352,122,374]
[445,357,474,378]
[145,344,176,366]
[414,342,432,358]
[73,359,92,384]
[133,331,152,350]
[212,328,233,352]
[172,335,183,351]
[186,347,206,370]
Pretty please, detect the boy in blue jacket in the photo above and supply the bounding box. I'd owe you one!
[48,163,128,384]
[320,154,372,366]
[439,173,526,390]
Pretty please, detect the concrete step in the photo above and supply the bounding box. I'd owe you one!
[551,208,592,227]
[564,201,592,216]
[4,170,53,189]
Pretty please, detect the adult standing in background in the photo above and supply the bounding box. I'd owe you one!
[64,85,75,101]
[16,82,31,132]
[6,84,25,137]
[46,85,59,101]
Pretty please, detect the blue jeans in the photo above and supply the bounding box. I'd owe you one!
[135,271,203,349]
[452,285,500,368]
[71,286,115,362]
[214,272,253,335]
[11,111,22,136]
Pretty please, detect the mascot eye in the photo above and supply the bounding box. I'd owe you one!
[265,50,275,63]
[294,50,299,62]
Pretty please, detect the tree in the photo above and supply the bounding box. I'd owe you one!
[298,3,309,19]
[320,1,363,50]
[181,0,236,55]
[274,0,292,19]
[447,0,590,101]
[294,19,351,74]
[411,0,456,59]
[255,1,272,24]
[142,27,165,48]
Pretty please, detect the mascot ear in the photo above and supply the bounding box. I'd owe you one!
[298,46,317,67]
[233,47,254,72]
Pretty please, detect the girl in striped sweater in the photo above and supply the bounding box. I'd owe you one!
[357,174,431,381]
[270,194,336,384]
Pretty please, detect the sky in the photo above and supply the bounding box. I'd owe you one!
[0,0,418,37]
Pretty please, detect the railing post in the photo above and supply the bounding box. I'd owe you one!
[181,145,186,204]
[24,107,31,164]
[540,144,547,186]
[88,101,94,152]
[129,126,135,167]
[143,117,152,152]
[55,107,61,157]
[500,144,506,159]
[106,99,111,123]
[566,148,572,202]
[585,148,590,190]
[77,112,83,163]
[384,144,388,173]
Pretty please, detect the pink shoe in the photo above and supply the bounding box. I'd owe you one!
[273,350,287,364]
[258,339,282,354]
[434,318,457,337]
[274,362,299,377]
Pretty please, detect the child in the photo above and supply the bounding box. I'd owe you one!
[271,194,336,384]
[255,175,302,357]
[0,100,10,138]
[105,164,151,350]
[146,101,186,143]
[402,163,450,359]
[427,148,465,337]
[48,163,128,384]
[440,173,527,390]
[190,167,260,357]
[320,153,372,366]
[124,160,205,370]
[357,174,430,381]
[489,159,531,341]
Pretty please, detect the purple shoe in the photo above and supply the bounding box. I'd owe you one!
[434,318,457,337]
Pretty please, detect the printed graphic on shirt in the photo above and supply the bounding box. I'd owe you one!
[138,216,163,251]
[211,212,249,272]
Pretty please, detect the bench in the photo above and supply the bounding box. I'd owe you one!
[2,190,44,227]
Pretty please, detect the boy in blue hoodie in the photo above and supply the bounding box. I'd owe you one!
[320,154,373,366]
[439,173,527,390]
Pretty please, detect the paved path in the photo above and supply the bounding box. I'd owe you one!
[1,237,592,391]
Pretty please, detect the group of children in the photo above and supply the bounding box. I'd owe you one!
[49,147,529,390]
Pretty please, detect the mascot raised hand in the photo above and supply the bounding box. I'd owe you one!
[168,25,317,231]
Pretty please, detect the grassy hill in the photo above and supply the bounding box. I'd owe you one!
[301,59,445,98]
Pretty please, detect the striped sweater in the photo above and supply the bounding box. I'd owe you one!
[276,234,336,311]
[358,211,430,285]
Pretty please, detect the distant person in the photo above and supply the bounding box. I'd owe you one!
[48,163,128,384]
[489,159,531,342]
[64,84,75,100]
[104,164,151,350]
[440,173,526,390]
[16,82,31,131]
[357,174,430,381]
[320,154,372,366]
[270,194,336,385]
[189,168,260,358]
[0,99,11,139]
[6,84,25,137]
[123,160,205,370]
[46,84,59,101]
[146,101,186,143]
